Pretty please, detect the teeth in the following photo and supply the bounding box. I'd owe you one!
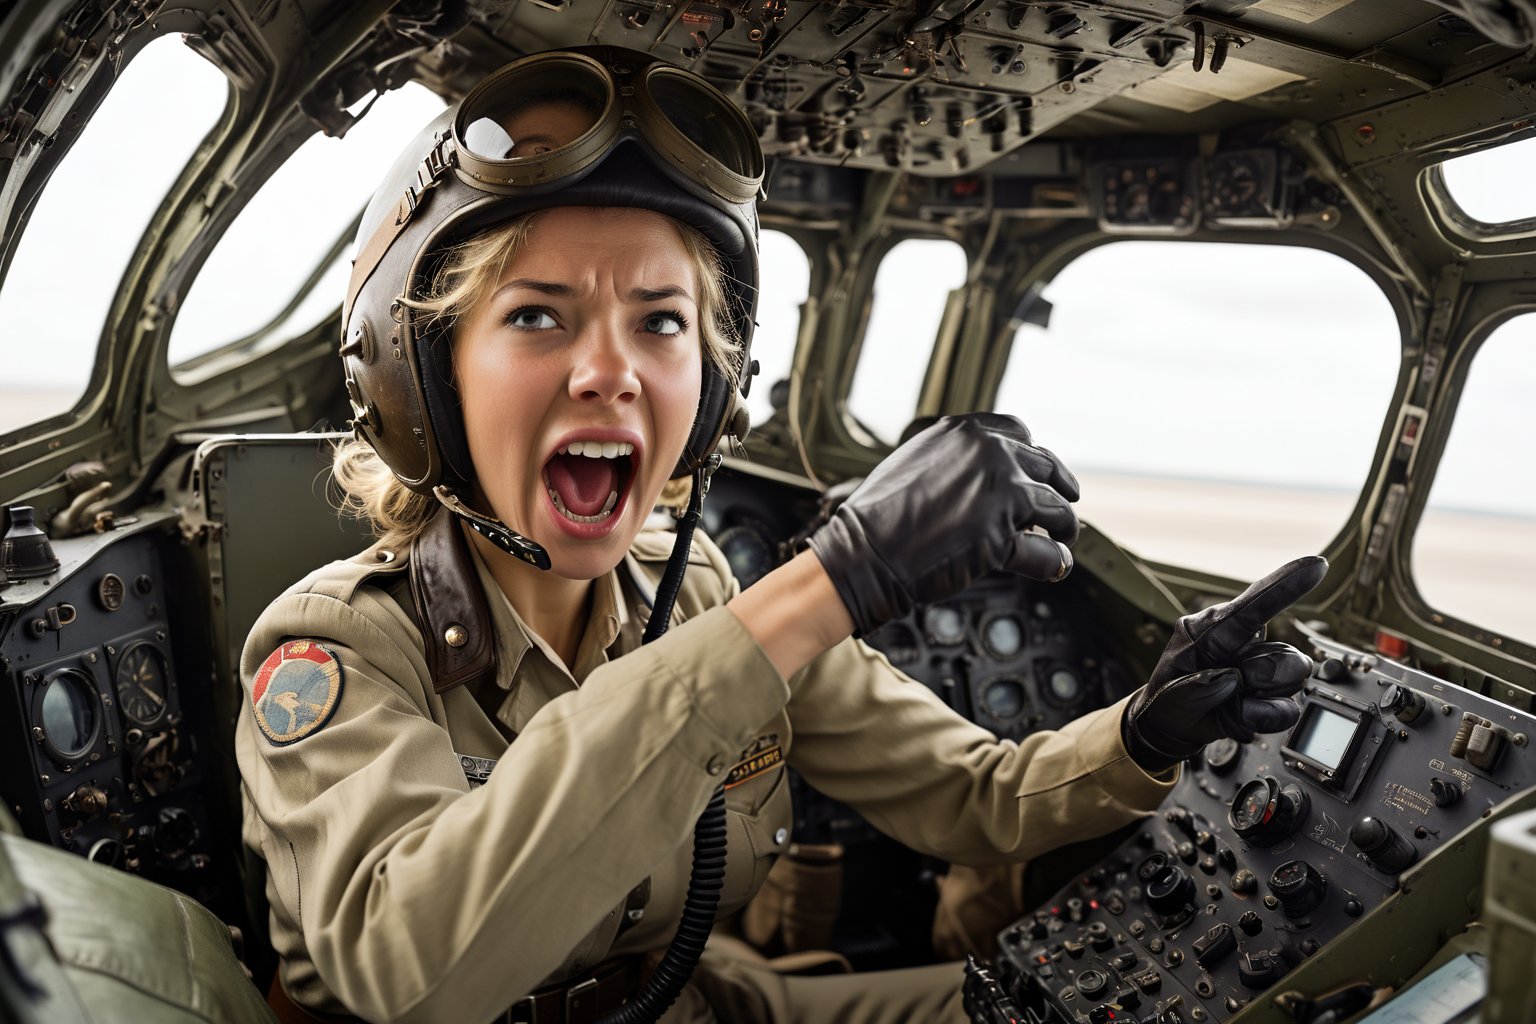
[558,441,635,459]
[549,488,621,524]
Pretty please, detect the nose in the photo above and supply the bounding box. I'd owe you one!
[567,320,641,405]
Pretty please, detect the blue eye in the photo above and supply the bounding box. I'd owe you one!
[507,308,557,330]
[645,311,688,336]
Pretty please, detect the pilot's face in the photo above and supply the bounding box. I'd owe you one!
[454,206,704,580]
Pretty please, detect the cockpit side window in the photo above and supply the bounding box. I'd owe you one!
[994,240,1400,582]
[1435,135,1536,229]
[0,37,227,435]
[1413,315,1536,645]
[748,229,811,425]
[166,84,447,382]
[846,238,969,446]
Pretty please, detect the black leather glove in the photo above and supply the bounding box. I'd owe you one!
[807,413,1080,637]
[1122,556,1328,772]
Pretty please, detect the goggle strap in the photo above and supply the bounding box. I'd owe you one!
[343,133,456,330]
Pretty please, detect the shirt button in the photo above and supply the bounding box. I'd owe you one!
[706,754,727,776]
[774,828,788,846]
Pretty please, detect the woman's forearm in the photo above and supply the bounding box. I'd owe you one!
[727,549,854,679]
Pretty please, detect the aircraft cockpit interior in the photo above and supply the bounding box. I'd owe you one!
[2,0,1535,1022]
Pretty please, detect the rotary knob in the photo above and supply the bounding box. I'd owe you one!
[1268,860,1327,918]
[1205,737,1243,776]
[1381,684,1426,724]
[1138,852,1196,917]
[1350,816,1418,873]
[1229,776,1310,847]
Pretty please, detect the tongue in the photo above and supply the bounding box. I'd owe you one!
[547,454,618,517]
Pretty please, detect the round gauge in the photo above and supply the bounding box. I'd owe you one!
[35,669,101,766]
[115,642,170,727]
[924,605,966,646]
[1044,667,1083,705]
[868,622,921,665]
[97,573,125,611]
[715,525,777,589]
[1230,778,1276,833]
[980,676,1028,719]
[981,614,1024,659]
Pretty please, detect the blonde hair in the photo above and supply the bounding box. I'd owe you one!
[333,209,742,551]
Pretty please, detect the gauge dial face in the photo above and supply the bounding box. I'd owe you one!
[1270,860,1309,891]
[1046,668,1082,705]
[982,615,1024,658]
[981,677,1027,719]
[716,525,776,589]
[1231,779,1275,832]
[924,605,966,645]
[115,642,170,727]
[37,669,101,763]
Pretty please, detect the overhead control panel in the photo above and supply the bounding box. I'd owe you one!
[984,629,1536,1023]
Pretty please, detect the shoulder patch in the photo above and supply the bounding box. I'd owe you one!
[251,640,343,745]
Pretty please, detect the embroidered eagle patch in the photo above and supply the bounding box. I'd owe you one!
[252,640,343,745]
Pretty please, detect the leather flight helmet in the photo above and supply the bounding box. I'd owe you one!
[340,47,762,565]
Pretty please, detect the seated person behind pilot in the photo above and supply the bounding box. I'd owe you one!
[236,46,1325,1024]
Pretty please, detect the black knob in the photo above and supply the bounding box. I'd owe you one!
[1381,684,1427,724]
[1205,737,1243,776]
[1268,860,1327,917]
[1430,777,1462,807]
[1165,806,1196,835]
[1192,922,1236,969]
[1238,910,1263,936]
[1238,948,1284,989]
[1176,841,1198,864]
[151,806,199,867]
[1076,968,1110,999]
[1318,657,1347,682]
[1231,869,1258,895]
[1139,853,1196,916]
[1230,777,1310,847]
[1350,816,1418,873]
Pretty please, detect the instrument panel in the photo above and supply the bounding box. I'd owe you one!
[0,513,220,900]
[986,629,1534,1023]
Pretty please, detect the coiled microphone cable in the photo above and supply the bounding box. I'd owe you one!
[597,458,726,1024]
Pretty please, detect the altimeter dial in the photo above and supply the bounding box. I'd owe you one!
[115,641,170,727]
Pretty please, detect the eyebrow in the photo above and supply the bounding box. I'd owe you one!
[492,280,697,304]
[627,285,696,304]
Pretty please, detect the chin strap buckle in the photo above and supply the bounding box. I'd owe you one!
[698,452,723,500]
[433,486,551,570]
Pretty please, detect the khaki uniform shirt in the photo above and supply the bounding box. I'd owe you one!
[237,526,1176,1024]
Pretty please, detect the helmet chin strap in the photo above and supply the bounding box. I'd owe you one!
[432,486,551,571]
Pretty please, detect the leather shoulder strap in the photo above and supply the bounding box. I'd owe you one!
[408,508,497,694]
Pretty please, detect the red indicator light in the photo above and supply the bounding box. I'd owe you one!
[1375,631,1408,659]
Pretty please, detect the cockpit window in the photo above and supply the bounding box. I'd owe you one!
[0,37,226,435]
[995,240,1400,582]
[846,238,968,445]
[748,229,810,425]
[1436,135,1536,228]
[166,84,447,381]
[1413,314,1536,644]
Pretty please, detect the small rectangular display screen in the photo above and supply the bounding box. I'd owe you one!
[1290,703,1358,771]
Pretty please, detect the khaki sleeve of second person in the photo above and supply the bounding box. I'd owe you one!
[785,638,1177,867]
[237,589,789,1024]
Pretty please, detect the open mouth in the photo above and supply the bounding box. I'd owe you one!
[541,440,638,528]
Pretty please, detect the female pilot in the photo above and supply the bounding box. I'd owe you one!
[236,46,1325,1024]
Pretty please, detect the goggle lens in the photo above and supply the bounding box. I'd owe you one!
[456,59,611,166]
[647,69,764,182]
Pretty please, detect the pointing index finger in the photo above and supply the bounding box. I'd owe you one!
[1192,556,1329,664]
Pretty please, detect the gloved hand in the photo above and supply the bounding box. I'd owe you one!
[1122,556,1328,772]
[807,413,1079,637]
